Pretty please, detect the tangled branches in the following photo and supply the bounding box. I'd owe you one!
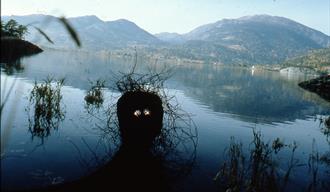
[102,63,198,177]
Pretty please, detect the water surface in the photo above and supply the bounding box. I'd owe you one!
[1,50,329,191]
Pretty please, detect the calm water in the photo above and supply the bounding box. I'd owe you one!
[1,50,330,191]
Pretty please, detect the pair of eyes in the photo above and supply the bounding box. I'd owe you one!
[133,109,151,117]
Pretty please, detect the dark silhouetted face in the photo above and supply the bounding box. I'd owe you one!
[117,91,163,148]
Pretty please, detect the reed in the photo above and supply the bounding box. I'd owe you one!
[27,77,65,141]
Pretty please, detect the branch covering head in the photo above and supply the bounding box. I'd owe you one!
[117,91,163,148]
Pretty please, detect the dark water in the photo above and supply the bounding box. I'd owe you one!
[1,50,330,191]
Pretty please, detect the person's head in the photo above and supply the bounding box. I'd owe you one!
[117,91,163,148]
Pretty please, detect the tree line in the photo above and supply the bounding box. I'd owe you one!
[1,19,28,39]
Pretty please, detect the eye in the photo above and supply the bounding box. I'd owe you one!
[144,109,151,116]
[133,110,141,117]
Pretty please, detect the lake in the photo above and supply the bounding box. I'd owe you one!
[1,50,330,191]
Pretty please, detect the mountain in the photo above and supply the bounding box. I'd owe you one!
[158,15,330,65]
[282,48,330,70]
[154,32,185,44]
[184,15,329,47]
[2,14,330,65]
[1,14,162,50]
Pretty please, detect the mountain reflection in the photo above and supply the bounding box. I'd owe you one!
[11,50,142,90]
[5,50,330,124]
[174,65,330,124]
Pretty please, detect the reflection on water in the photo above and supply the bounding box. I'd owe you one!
[4,50,329,124]
[1,50,330,191]
[174,65,330,123]
[0,60,25,75]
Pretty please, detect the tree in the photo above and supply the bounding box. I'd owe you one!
[1,19,28,39]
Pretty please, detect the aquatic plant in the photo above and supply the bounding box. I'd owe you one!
[214,130,300,192]
[318,151,330,191]
[324,116,330,129]
[27,78,65,141]
[306,139,330,192]
[317,116,330,144]
[84,79,105,109]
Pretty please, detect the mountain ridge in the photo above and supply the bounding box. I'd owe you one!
[2,14,162,49]
[156,14,329,65]
[2,14,329,65]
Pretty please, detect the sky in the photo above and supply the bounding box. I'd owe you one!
[2,0,330,35]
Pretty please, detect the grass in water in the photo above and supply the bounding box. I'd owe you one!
[27,78,65,142]
[214,129,300,192]
[84,79,105,109]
